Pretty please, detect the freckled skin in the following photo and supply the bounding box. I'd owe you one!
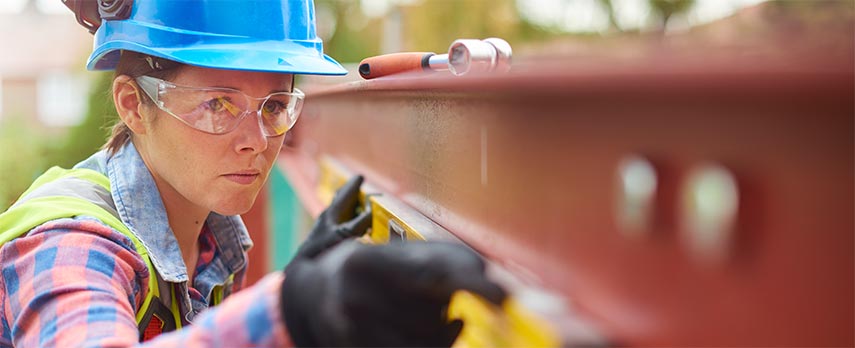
[135,66,291,217]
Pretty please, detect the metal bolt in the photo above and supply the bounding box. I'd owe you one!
[681,164,739,264]
[616,156,657,238]
[448,38,512,76]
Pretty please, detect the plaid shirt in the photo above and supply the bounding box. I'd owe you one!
[0,142,292,347]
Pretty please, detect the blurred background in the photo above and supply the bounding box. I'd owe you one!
[0,0,852,210]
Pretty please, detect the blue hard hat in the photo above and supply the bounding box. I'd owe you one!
[86,0,346,75]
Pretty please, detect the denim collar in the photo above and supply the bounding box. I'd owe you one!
[74,142,252,283]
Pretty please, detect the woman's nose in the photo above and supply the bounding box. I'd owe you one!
[232,110,268,154]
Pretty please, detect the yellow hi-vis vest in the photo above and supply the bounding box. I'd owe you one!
[0,167,227,341]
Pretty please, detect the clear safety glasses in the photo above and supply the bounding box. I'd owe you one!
[135,75,304,137]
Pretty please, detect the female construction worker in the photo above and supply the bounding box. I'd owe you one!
[0,1,504,347]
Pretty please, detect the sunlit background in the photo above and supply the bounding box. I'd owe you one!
[0,0,852,210]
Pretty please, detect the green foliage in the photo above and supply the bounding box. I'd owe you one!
[402,0,546,53]
[315,0,560,63]
[316,0,382,62]
[648,0,696,28]
[0,118,49,210]
[0,72,114,211]
[47,72,116,169]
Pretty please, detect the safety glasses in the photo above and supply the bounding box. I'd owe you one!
[135,75,304,137]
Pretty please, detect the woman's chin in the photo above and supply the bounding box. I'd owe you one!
[214,206,251,216]
[212,197,257,216]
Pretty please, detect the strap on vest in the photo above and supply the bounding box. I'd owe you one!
[0,167,165,339]
[1,166,231,341]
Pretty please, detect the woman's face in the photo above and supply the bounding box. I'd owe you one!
[135,65,292,216]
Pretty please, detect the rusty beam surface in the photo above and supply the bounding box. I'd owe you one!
[279,48,854,346]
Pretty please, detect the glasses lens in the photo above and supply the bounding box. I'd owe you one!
[142,75,304,136]
[158,88,248,134]
[260,91,303,136]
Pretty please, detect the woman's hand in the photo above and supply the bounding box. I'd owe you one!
[292,175,372,261]
[280,241,506,347]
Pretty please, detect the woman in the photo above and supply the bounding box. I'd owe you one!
[0,1,504,347]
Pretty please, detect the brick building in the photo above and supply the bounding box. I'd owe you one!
[0,1,93,131]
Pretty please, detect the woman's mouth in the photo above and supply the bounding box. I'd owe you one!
[223,170,260,185]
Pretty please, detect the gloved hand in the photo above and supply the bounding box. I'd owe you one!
[292,175,372,261]
[281,241,506,347]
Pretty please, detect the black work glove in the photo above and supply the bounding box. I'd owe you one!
[292,175,372,262]
[281,241,506,347]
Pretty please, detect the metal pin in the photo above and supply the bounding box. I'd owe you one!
[681,164,739,264]
[616,156,658,238]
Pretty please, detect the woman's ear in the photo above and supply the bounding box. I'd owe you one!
[113,75,148,135]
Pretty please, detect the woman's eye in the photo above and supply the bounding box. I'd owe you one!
[263,100,287,115]
[206,97,227,112]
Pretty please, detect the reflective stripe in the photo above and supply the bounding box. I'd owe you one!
[0,196,128,246]
[12,177,118,219]
[18,166,110,199]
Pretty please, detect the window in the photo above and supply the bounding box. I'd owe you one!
[0,0,27,14]
[37,72,90,127]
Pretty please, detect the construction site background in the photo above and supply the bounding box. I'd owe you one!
[0,0,852,211]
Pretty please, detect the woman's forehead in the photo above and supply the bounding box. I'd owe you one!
[172,65,294,92]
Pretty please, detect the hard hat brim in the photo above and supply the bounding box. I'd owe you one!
[87,21,348,76]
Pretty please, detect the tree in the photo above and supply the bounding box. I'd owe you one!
[648,0,696,31]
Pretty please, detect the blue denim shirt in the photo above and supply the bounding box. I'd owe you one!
[74,141,252,322]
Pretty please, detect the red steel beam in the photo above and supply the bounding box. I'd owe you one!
[280,48,854,346]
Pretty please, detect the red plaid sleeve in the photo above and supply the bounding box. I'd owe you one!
[0,217,292,347]
[0,217,147,347]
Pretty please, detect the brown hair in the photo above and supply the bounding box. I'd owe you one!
[103,51,184,154]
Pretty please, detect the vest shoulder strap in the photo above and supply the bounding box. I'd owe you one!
[0,166,230,341]
[0,166,167,338]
